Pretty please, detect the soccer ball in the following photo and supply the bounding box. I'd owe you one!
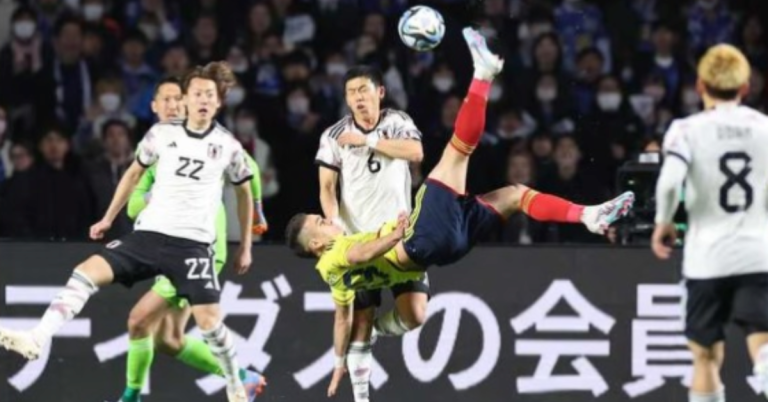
[398,5,445,52]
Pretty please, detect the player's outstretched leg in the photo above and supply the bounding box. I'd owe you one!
[426,27,504,195]
[0,256,111,360]
[191,305,247,402]
[478,185,634,235]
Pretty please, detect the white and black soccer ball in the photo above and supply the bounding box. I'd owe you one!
[398,5,445,52]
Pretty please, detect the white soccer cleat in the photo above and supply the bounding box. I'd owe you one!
[462,27,504,81]
[582,191,635,235]
[0,327,42,360]
[227,385,248,402]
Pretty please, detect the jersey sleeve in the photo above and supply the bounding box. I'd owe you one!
[127,166,156,220]
[315,131,341,172]
[662,120,691,164]
[245,153,263,202]
[226,142,255,185]
[136,127,161,167]
[316,237,359,306]
[390,111,422,141]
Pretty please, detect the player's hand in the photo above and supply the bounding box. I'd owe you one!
[337,132,366,147]
[394,211,409,239]
[89,219,112,240]
[252,202,268,235]
[327,366,346,398]
[651,223,677,260]
[234,245,252,275]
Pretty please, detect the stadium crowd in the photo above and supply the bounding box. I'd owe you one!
[0,0,765,243]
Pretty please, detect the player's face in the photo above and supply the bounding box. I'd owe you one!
[304,214,344,252]
[345,77,384,120]
[185,78,220,123]
[152,83,184,122]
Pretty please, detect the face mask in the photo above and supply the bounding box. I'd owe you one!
[326,62,347,77]
[226,87,246,107]
[13,21,36,40]
[654,55,673,68]
[644,85,665,102]
[99,93,121,112]
[230,62,248,74]
[537,87,557,102]
[489,85,503,102]
[236,119,256,134]
[432,77,454,93]
[288,97,310,115]
[597,93,622,111]
[699,0,717,9]
[139,24,158,41]
[64,0,80,10]
[83,4,104,21]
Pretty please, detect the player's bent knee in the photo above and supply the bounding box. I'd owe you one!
[689,342,723,365]
[74,255,115,287]
[127,307,156,338]
[191,304,221,331]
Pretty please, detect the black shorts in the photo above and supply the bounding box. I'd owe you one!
[354,274,431,310]
[98,231,220,305]
[403,179,502,268]
[685,273,768,347]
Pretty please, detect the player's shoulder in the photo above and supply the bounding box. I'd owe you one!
[148,119,184,134]
[381,108,414,124]
[209,122,243,146]
[738,105,768,125]
[321,115,353,139]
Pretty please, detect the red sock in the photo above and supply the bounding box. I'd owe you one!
[450,81,488,155]
[520,189,584,223]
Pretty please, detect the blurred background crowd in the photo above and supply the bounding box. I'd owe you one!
[0,0,765,244]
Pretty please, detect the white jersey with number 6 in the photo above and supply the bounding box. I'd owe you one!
[315,109,421,233]
[663,104,768,279]
[134,121,253,243]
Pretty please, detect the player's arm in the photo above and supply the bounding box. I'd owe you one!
[652,121,690,259]
[346,213,408,264]
[126,166,156,220]
[316,131,342,221]
[332,302,353,368]
[234,181,254,245]
[245,154,268,234]
[101,160,147,225]
[339,112,424,162]
[368,137,423,162]
[228,144,256,273]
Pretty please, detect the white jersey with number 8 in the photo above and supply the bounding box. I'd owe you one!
[315,109,421,233]
[663,104,768,279]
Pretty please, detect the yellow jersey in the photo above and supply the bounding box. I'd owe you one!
[316,220,426,306]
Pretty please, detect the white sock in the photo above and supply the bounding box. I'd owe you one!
[201,322,242,389]
[347,341,372,402]
[689,388,725,402]
[32,270,98,346]
[373,310,410,337]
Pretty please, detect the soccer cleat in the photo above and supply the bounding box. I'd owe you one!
[243,370,267,401]
[227,385,248,402]
[0,328,42,360]
[582,191,635,235]
[462,27,504,81]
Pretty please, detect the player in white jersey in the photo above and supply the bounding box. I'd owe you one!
[0,62,255,402]
[315,65,426,401]
[653,44,768,402]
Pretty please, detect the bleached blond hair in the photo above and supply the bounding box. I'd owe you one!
[697,44,750,93]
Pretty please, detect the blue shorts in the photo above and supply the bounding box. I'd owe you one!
[403,179,502,268]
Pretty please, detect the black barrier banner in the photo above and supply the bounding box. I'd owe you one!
[0,244,764,402]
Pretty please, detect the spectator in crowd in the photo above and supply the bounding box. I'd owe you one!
[220,80,248,128]
[283,84,320,138]
[243,2,274,58]
[82,23,111,74]
[537,135,608,243]
[34,0,70,39]
[495,107,538,142]
[679,80,702,115]
[225,45,251,81]
[42,17,96,133]
[739,15,766,70]
[527,73,575,135]
[123,0,181,42]
[746,68,766,112]
[85,119,133,238]
[571,47,605,116]
[413,61,457,131]
[159,42,189,77]
[232,108,280,202]
[75,74,136,156]
[497,150,545,244]
[315,50,347,121]
[554,0,611,73]
[578,74,644,190]
[0,126,94,239]
[0,6,49,134]
[529,130,555,174]
[120,30,157,120]
[634,22,688,105]
[9,142,35,176]
[188,13,226,65]
[687,0,735,58]
[79,0,122,61]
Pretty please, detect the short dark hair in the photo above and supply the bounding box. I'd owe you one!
[285,213,313,258]
[55,16,84,38]
[154,75,182,97]
[703,84,741,101]
[182,61,236,100]
[101,119,131,140]
[343,65,384,88]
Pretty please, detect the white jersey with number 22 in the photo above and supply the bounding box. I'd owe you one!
[663,104,768,279]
